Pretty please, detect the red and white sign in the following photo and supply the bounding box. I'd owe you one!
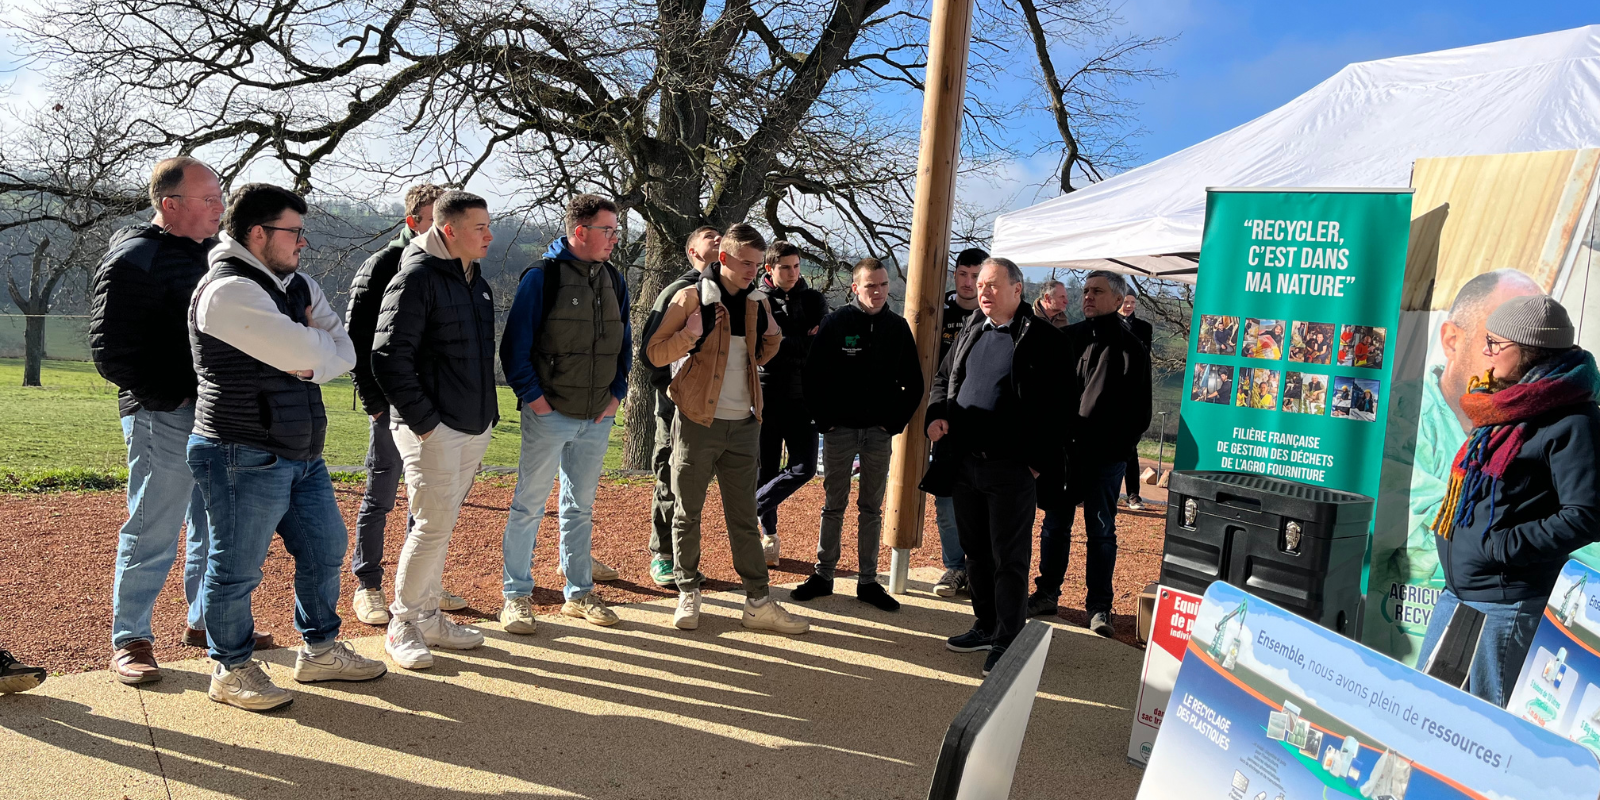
[1128,585,1203,767]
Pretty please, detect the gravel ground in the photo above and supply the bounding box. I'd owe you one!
[0,474,1166,675]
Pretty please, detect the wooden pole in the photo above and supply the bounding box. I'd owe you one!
[884,0,974,593]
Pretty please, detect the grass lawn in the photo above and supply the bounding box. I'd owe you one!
[0,358,625,474]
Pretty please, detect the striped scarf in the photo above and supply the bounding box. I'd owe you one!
[1432,348,1600,540]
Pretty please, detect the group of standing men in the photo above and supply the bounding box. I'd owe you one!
[67,159,1154,711]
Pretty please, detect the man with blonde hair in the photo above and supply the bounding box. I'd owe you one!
[343,183,465,625]
[648,223,809,635]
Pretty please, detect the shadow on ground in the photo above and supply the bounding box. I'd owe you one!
[0,570,1145,799]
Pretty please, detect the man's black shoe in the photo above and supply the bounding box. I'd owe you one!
[1025,591,1058,617]
[982,646,1008,677]
[857,581,900,612]
[0,648,47,694]
[946,627,993,653]
[790,574,834,602]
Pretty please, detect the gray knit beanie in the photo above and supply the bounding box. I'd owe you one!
[1486,294,1575,349]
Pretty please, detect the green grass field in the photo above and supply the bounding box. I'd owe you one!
[0,358,625,476]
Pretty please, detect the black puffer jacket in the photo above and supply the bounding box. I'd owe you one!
[345,228,413,416]
[89,224,214,416]
[370,239,499,436]
[759,274,827,405]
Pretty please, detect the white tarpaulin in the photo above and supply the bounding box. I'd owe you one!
[991,25,1600,282]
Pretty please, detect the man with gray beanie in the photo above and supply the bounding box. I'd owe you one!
[1418,293,1600,707]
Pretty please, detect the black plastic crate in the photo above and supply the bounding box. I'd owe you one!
[1160,471,1373,638]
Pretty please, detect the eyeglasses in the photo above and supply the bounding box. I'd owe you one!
[1484,335,1518,356]
[164,194,226,208]
[580,225,621,241]
[260,225,308,242]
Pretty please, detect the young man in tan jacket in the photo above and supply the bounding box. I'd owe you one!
[647,223,809,635]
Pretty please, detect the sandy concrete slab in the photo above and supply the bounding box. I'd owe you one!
[1,569,1146,799]
[0,668,172,799]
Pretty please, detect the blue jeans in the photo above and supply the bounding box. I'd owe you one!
[111,406,209,649]
[934,495,964,570]
[502,406,614,601]
[352,411,405,590]
[1036,460,1125,613]
[188,437,346,667]
[1416,588,1544,707]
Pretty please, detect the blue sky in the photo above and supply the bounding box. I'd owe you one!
[1081,1,1597,174]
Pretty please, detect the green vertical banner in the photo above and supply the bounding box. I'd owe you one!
[1175,188,1414,609]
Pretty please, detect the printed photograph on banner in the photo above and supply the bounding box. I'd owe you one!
[1197,315,1238,355]
[1190,363,1234,405]
[1289,321,1335,364]
[1337,324,1387,368]
[1506,561,1600,749]
[1331,376,1381,421]
[1282,372,1327,415]
[1235,368,1280,410]
[1243,318,1285,360]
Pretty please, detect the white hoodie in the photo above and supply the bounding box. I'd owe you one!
[193,232,355,384]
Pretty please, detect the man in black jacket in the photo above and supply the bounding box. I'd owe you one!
[930,247,987,598]
[91,156,245,685]
[755,240,827,566]
[189,183,384,711]
[636,226,719,587]
[928,257,1067,675]
[1118,292,1155,511]
[791,259,921,611]
[1417,295,1600,706]
[1028,271,1152,638]
[342,183,446,626]
[371,190,499,670]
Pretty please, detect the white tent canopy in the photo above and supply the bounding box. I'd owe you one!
[991,25,1600,282]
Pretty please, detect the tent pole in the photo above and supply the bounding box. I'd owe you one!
[883,0,975,594]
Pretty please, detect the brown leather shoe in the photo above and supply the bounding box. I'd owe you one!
[112,640,161,685]
[182,628,277,650]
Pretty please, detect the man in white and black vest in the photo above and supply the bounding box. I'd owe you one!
[189,183,386,711]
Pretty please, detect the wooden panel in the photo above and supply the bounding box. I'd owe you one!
[1403,149,1600,311]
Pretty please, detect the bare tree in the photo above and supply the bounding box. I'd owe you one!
[0,92,150,386]
[1002,0,1172,194]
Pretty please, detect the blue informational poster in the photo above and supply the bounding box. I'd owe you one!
[1507,561,1600,754]
[1137,581,1600,800]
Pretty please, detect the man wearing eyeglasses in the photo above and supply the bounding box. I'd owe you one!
[498,194,632,635]
[92,156,268,685]
[190,183,384,710]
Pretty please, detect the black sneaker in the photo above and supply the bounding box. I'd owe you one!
[790,574,834,602]
[0,648,47,694]
[946,627,993,653]
[982,646,1008,677]
[857,581,900,612]
[1089,610,1116,638]
[1025,591,1059,617]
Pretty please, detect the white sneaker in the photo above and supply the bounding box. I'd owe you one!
[437,588,469,611]
[674,590,702,630]
[558,557,620,581]
[1127,499,1146,512]
[385,619,434,670]
[761,534,781,567]
[293,642,388,683]
[352,588,390,625]
[419,612,483,650]
[500,596,537,635]
[562,594,620,627]
[742,596,810,635]
[209,660,292,711]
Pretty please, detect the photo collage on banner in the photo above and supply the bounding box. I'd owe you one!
[1136,581,1600,800]
[1177,188,1413,530]
[1366,149,1600,664]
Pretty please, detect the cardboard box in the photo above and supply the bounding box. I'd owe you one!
[1136,582,1160,644]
